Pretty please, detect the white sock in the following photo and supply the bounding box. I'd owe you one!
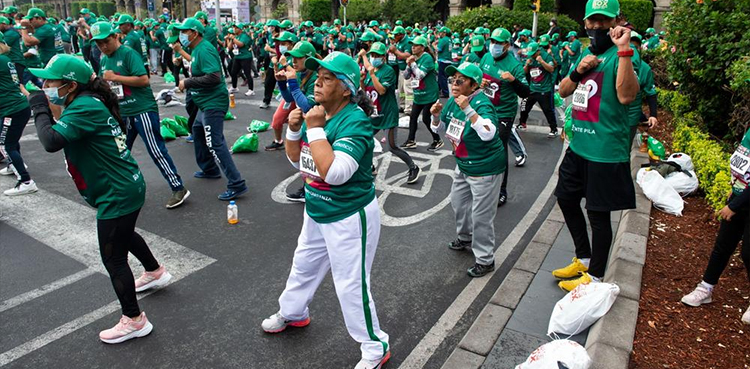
[579,258,591,268]
[700,281,715,291]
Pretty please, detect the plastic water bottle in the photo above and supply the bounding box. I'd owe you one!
[227,201,238,224]
[229,93,236,108]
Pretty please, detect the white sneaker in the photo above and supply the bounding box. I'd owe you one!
[354,351,391,369]
[228,87,240,94]
[0,163,27,176]
[4,180,38,196]
[245,89,255,96]
[742,303,750,325]
[681,284,713,307]
[261,312,310,333]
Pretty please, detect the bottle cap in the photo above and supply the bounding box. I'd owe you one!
[230,200,236,205]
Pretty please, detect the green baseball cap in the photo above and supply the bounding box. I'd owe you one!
[490,28,511,43]
[395,20,403,26]
[134,20,144,27]
[90,21,115,40]
[645,27,655,34]
[519,29,532,37]
[527,42,539,55]
[305,51,361,90]
[445,62,483,85]
[273,31,296,42]
[166,24,179,43]
[29,54,94,84]
[630,31,642,43]
[409,35,428,47]
[65,17,73,22]
[368,42,387,55]
[551,33,560,40]
[303,20,313,27]
[440,26,450,33]
[359,30,378,42]
[279,19,293,29]
[174,17,204,34]
[194,11,208,21]
[266,19,280,27]
[392,26,405,35]
[79,8,91,14]
[470,35,485,52]
[369,20,379,27]
[24,8,46,20]
[333,19,341,25]
[115,14,134,25]
[286,41,316,58]
[473,27,483,35]
[584,0,620,19]
[0,16,10,25]
[1,6,17,14]
[566,31,577,38]
[538,34,549,46]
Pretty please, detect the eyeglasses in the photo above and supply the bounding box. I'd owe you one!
[449,77,467,86]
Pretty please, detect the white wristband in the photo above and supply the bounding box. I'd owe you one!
[286,129,301,142]
[462,106,477,119]
[307,127,327,143]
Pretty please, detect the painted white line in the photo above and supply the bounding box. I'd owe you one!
[396,142,567,369]
[0,268,97,313]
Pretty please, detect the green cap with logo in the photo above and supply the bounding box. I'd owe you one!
[79,7,91,14]
[286,41,316,58]
[29,54,94,84]
[0,6,17,14]
[566,31,577,38]
[24,8,46,19]
[538,34,549,46]
[392,26,405,35]
[369,20,379,27]
[91,21,115,40]
[368,42,387,55]
[174,17,205,34]
[166,24,179,43]
[490,28,511,43]
[527,42,539,55]
[440,26,450,33]
[409,35,428,47]
[266,19,280,27]
[584,0,620,19]
[0,16,10,25]
[359,30,378,42]
[470,35,485,52]
[445,62,483,85]
[115,14,134,25]
[194,11,208,21]
[305,51,361,90]
[273,31,296,42]
[279,19,293,29]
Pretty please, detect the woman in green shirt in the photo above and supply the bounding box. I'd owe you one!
[402,35,442,151]
[226,23,255,96]
[30,54,172,344]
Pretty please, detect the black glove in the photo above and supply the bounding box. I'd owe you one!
[28,91,50,112]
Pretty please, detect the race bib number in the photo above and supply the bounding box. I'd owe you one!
[365,86,380,117]
[388,53,396,63]
[410,79,420,89]
[232,47,239,55]
[530,67,542,79]
[445,117,465,145]
[300,144,321,179]
[3,117,12,127]
[451,52,458,60]
[730,148,750,175]
[571,83,589,112]
[109,81,125,99]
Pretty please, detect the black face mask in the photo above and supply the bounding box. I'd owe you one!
[586,28,614,55]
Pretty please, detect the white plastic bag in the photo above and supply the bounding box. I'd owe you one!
[666,152,694,172]
[515,339,592,369]
[636,169,684,216]
[664,170,699,197]
[373,137,383,153]
[547,282,620,336]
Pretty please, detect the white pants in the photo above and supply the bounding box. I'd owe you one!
[399,72,413,114]
[278,198,389,360]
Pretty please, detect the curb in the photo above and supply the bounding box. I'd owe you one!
[440,148,650,369]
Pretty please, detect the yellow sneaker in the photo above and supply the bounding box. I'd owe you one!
[551,257,589,279]
[558,272,593,292]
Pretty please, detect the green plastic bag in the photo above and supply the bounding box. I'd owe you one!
[224,111,236,120]
[231,133,258,153]
[647,136,666,160]
[248,120,270,132]
[25,81,39,92]
[160,124,176,141]
[162,118,189,137]
[554,92,564,108]
[174,115,189,131]
[164,71,175,83]
[563,104,573,142]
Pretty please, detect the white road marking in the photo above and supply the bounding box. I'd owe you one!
[0,268,96,314]
[396,142,567,369]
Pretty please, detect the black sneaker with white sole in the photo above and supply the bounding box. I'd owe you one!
[427,140,444,152]
[401,140,417,149]
[498,190,508,207]
[548,130,559,138]
[515,155,527,167]
[407,166,420,184]
[448,238,471,251]
[286,187,305,203]
[467,262,495,277]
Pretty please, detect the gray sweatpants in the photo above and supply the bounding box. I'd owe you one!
[450,168,503,265]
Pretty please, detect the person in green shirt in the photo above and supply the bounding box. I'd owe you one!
[227,23,256,96]
[195,11,217,47]
[0,16,26,79]
[460,34,486,65]
[263,51,391,369]
[0,32,35,195]
[644,27,660,50]
[402,36,441,151]
[628,31,659,139]
[19,8,57,66]
[59,17,72,54]
[564,31,582,75]
[92,21,189,209]
[29,54,173,344]
[554,0,639,292]
[362,42,420,184]
[116,14,149,72]
[387,26,412,114]
[435,26,453,97]
[48,18,65,55]
[430,62,505,277]
[175,18,248,201]
[518,41,559,137]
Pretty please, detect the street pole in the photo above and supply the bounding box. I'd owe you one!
[214,0,221,36]
[532,11,538,37]
[343,6,346,26]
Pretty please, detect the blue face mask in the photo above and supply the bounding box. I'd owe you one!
[179,33,191,48]
[43,83,69,106]
[278,45,289,54]
[369,56,384,68]
[490,43,506,58]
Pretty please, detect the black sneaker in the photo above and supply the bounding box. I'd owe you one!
[407,166,421,184]
[265,141,284,151]
[448,238,471,251]
[498,190,508,207]
[286,187,305,203]
[427,140,444,152]
[467,262,495,277]
[401,140,417,149]
[515,155,527,167]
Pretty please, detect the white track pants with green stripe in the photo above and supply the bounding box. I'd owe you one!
[278,198,390,361]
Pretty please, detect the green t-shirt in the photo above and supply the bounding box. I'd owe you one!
[527,50,555,93]
[388,36,410,70]
[461,52,482,65]
[53,24,65,54]
[204,26,218,47]
[3,28,25,65]
[437,36,452,62]
[478,52,528,119]
[412,52,439,105]
[52,95,146,220]
[188,39,228,112]
[122,31,148,66]
[99,46,158,117]
[439,92,505,176]
[567,46,631,163]
[33,23,57,66]
[568,39,582,63]
[233,33,253,59]
[299,103,375,224]
[365,65,398,130]
[22,43,41,68]
[60,23,71,42]
[628,60,657,127]
[451,39,462,61]
[0,54,28,117]
[156,28,169,51]
[730,130,750,195]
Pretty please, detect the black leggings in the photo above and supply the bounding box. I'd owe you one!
[557,197,612,278]
[0,107,32,182]
[231,58,254,90]
[519,92,558,131]
[374,128,415,169]
[263,56,277,104]
[497,117,512,192]
[97,209,160,318]
[161,49,175,76]
[408,102,439,142]
[703,197,750,285]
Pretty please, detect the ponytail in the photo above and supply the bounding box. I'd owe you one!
[352,88,374,117]
[77,77,126,131]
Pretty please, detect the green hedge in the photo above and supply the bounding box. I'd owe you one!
[659,88,731,211]
[381,0,439,26]
[339,0,383,23]
[96,2,117,17]
[446,6,578,38]
[620,0,653,32]
[20,4,58,18]
[301,0,332,24]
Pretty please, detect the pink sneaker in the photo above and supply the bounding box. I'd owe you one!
[99,312,153,344]
[135,265,172,293]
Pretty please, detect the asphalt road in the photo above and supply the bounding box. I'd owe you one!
[0,75,563,369]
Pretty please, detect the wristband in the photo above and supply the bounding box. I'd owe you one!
[569,69,583,83]
[307,127,327,143]
[285,129,301,141]
[617,48,634,57]
[462,105,477,119]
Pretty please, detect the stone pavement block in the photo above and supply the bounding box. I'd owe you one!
[634,193,651,215]
[604,259,643,301]
[548,203,565,223]
[514,241,552,273]
[611,232,648,266]
[586,297,639,352]
[458,304,513,356]
[616,210,650,238]
[586,342,631,369]
[490,268,535,309]
[441,348,485,369]
[482,329,549,369]
[539,247,575,273]
[532,219,564,245]
[551,225,574,251]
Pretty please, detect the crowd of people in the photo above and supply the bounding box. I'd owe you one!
[6,0,741,368]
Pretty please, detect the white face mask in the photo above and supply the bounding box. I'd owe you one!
[550,22,554,27]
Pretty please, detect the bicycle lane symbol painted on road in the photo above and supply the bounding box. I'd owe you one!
[271,145,456,227]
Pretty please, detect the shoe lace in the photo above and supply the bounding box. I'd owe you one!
[13,181,22,189]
